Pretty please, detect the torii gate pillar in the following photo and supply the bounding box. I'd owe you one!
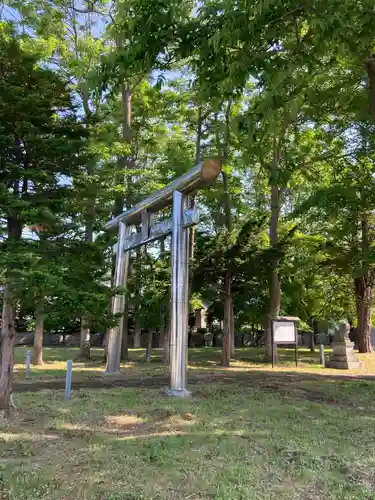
[105,160,221,396]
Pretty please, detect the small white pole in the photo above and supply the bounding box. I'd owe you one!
[65,360,73,400]
[26,350,31,379]
[319,344,325,367]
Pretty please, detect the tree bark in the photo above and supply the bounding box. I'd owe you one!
[221,271,233,367]
[163,314,171,364]
[159,239,167,349]
[106,82,132,363]
[80,82,95,360]
[195,106,202,166]
[145,330,153,362]
[133,246,142,348]
[120,298,129,361]
[33,298,44,365]
[365,54,375,121]
[0,284,16,410]
[355,276,373,353]
[216,104,235,366]
[354,213,373,353]
[264,122,285,362]
[159,307,166,348]
[310,319,317,353]
[79,316,91,359]
[310,332,315,353]
[0,213,22,410]
[231,295,235,354]
[134,315,141,348]
[265,184,281,361]
[113,83,132,217]
[189,106,203,262]
[221,168,235,363]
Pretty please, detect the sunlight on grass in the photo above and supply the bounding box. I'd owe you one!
[2,380,375,499]
[13,346,375,387]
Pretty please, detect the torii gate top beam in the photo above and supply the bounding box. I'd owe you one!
[105,159,221,230]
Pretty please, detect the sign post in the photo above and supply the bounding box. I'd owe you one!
[271,317,299,368]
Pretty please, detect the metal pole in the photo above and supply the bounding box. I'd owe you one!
[167,191,190,397]
[319,343,325,367]
[26,350,31,379]
[65,360,73,400]
[106,222,131,374]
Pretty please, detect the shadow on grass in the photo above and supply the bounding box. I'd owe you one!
[4,377,375,499]
[15,346,328,367]
[13,365,375,409]
[14,367,106,380]
[14,346,106,364]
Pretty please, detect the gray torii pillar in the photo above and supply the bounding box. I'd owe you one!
[167,191,190,397]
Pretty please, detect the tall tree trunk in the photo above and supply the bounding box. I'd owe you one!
[365,54,375,121]
[189,107,203,261]
[264,123,286,362]
[221,170,234,363]
[159,239,167,349]
[310,332,315,353]
[222,271,233,367]
[145,330,153,362]
[159,307,166,349]
[0,284,16,410]
[113,83,132,217]
[163,314,171,364]
[265,184,281,361]
[133,246,142,348]
[107,82,132,363]
[79,316,91,360]
[121,298,129,361]
[120,254,132,361]
[216,105,235,365]
[354,214,373,353]
[33,297,44,365]
[355,276,373,353]
[80,84,94,359]
[231,301,235,354]
[310,318,317,353]
[0,215,22,410]
[195,106,202,166]
[133,311,141,348]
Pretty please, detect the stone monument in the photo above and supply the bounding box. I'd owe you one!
[326,321,362,369]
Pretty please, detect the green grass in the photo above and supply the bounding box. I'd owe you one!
[1,378,375,499]
[5,346,375,498]
[13,346,336,382]
[14,345,375,386]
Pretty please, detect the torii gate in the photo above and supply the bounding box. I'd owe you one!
[105,159,221,397]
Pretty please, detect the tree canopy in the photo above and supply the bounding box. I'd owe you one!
[1,0,375,406]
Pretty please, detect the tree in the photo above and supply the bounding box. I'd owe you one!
[0,24,87,408]
[295,150,375,352]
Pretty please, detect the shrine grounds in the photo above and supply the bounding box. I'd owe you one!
[1,347,375,499]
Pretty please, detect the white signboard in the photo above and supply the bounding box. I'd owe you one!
[273,321,296,343]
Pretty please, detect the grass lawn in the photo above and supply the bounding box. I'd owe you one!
[2,378,375,499]
[12,345,375,384]
[2,347,375,499]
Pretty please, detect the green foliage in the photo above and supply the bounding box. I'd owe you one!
[0,24,111,332]
[2,0,375,341]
